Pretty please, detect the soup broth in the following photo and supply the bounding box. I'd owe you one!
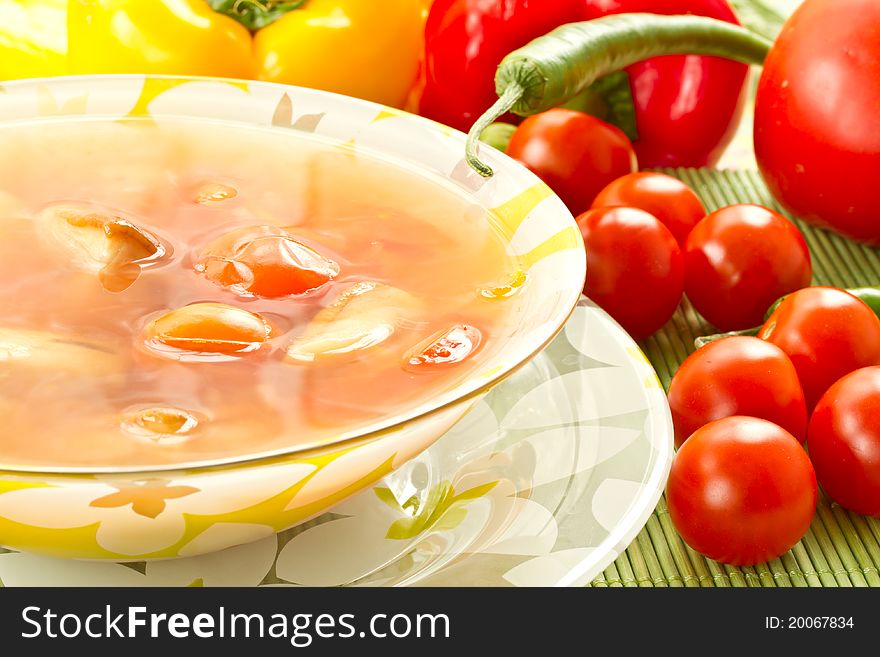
[0,118,521,469]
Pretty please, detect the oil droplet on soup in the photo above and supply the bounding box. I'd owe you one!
[0,118,520,468]
[122,407,200,443]
[193,181,238,204]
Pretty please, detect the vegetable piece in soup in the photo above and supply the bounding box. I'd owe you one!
[195,224,339,298]
[286,282,422,362]
[35,202,167,292]
[143,302,275,360]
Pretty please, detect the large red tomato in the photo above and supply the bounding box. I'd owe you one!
[755,0,880,245]
[666,416,817,566]
[760,287,880,410]
[667,336,807,447]
[808,367,880,517]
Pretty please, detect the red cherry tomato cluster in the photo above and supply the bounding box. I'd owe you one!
[501,128,879,565]
[512,156,810,340]
[497,118,814,338]
[666,287,880,565]
[521,162,880,565]
[573,171,696,339]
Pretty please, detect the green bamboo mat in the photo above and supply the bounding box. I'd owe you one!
[589,168,880,588]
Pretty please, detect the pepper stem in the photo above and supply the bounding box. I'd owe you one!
[465,84,524,178]
[467,14,774,177]
[207,0,307,30]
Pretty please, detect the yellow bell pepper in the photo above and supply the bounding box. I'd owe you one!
[67,0,425,108]
[67,0,255,79]
[0,0,67,80]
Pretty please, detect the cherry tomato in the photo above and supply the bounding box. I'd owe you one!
[809,367,880,516]
[576,207,683,339]
[591,172,706,247]
[196,225,339,299]
[760,287,880,410]
[506,109,637,216]
[668,336,807,448]
[756,0,880,245]
[666,416,817,566]
[684,204,812,331]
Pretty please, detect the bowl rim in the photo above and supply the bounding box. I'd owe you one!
[0,74,586,476]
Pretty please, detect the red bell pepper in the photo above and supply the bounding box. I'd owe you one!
[420,1,583,129]
[419,0,749,168]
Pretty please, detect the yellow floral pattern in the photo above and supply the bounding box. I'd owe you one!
[90,480,200,519]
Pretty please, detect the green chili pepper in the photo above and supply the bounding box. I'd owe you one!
[695,286,880,348]
[465,13,773,177]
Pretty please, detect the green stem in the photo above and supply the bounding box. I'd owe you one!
[694,327,759,349]
[465,85,524,178]
[695,286,880,349]
[467,13,773,177]
[207,0,307,30]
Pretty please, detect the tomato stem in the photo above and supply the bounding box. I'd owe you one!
[695,285,880,349]
[466,14,773,177]
[694,327,759,349]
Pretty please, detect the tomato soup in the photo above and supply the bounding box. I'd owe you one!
[0,118,522,468]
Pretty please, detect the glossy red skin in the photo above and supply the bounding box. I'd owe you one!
[755,0,880,245]
[576,206,683,339]
[684,204,812,332]
[508,109,637,215]
[420,0,583,130]
[760,287,880,411]
[591,172,706,247]
[809,367,880,517]
[580,0,748,167]
[666,416,817,566]
[668,336,807,447]
[420,0,748,167]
